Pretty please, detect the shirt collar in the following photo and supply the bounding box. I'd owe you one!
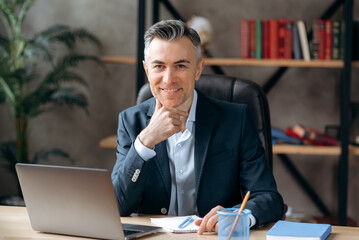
[186,90,197,131]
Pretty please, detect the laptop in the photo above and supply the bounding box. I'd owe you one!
[15,163,162,240]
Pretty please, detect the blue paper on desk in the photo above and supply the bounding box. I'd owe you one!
[266,220,331,240]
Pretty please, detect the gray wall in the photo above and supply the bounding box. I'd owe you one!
[1,0,359,223]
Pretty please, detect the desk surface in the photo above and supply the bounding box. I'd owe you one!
[1,206,359,240]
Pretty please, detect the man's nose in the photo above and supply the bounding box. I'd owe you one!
[162,68,174,84]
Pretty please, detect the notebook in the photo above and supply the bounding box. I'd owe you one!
[151,215,201,233]
[266,220,332,240]
[15,163,162,240]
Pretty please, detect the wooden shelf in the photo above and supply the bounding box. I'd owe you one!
[273,144,359,156]
[101,56,359,68]
[100,135,359,156]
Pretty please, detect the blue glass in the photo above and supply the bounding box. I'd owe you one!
[217,208,251,240]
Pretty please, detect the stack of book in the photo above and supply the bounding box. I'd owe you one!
[240,19,359,61]
[272,124,338,146]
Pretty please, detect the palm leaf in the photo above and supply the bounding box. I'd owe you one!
[49,87,88,112]
[53,28,102,50]
[0,1,16,39]
[17,0,34,28]
[32,148,74,164]
[0,33,10,58]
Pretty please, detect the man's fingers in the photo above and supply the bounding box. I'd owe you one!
[197,205,223,235]
[155,98,162,111]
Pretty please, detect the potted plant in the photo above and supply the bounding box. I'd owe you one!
[0,0,104,202]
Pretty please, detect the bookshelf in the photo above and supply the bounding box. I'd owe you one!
[100,0,355,226]
[99,135,359,156]
[102,56,359,68]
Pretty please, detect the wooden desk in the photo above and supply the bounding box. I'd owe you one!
[1,206,359,240]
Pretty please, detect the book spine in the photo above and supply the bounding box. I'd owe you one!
[339,20,345,60]
[269,19,278,59]
[240,19,250,59]
[249,20,256,58]
[292,23,303,59]
[318,19,326,60]
[311,20,319,60]
[278,19,286,59]
[332,20,341,60]
[324,20,332,60]
[297,20,311,60]
[284,20,293,59]
[255,19,262,59]
[262,20,270,59]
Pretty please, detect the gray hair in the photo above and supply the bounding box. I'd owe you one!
[144,19,202,63]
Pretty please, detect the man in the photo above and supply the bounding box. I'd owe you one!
[111,19,283,234]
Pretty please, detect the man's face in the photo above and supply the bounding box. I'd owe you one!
[143,36,204,111]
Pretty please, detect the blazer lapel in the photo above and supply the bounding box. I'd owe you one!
[194,92,219,193]
[147,99,171,198]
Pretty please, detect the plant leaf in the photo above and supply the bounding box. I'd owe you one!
[49,87,88,113]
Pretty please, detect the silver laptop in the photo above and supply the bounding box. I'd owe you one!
[15,163,162,240]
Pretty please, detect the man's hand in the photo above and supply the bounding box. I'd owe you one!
[138,99,188,149]
[195,205,224,235]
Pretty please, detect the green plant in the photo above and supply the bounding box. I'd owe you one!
[0,0,104,173]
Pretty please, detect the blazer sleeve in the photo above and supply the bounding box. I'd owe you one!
[111,111,150,216]
[234,106,284,227]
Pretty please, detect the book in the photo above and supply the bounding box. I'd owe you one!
[332,20,341,60]
[150,215,200,233]
[262,20,270,59]
[297,20,311,60]
[272,127,302,145]
[293,24,303,59]
[284,20,293,59]
[249,19,256,58]
[286,124,338,146]
[269,19,279,59]
[255,19,262,59]
[324,20,332,60]
[266,220,332,240]
[311,20,319,60]
[278,19,287,59]
[318,20,326,60]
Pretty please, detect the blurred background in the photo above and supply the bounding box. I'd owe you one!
[1,0,359,225]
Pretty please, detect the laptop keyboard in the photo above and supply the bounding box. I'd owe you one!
[124,229,143,236]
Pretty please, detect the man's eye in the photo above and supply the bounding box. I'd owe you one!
[177,64,185,68]
[154,65,164,69]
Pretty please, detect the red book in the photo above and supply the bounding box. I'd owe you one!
[284,20,294,59]
[249,19,256,58]
[240,19,250,59]
[324,20,332,60]
[318,19,326,60]
[269,20,278,59]
[285,124,338,146]
[262,20,270,59]
[278,19,287,59]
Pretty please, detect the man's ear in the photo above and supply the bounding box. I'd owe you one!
[195,59,205,81]
[143,60,149,76]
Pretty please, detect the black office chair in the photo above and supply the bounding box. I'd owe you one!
[136,74,273,169]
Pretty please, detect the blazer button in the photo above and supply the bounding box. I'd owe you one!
[161,208,167,214]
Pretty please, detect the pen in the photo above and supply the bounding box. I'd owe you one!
[227,191,251,240]
[178,216,194,229]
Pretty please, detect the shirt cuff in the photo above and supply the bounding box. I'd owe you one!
[134,136,156,160]
[249,214,256,228]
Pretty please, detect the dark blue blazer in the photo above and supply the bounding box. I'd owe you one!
[111,91,283,227]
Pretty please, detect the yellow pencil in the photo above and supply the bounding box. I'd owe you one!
[227,191,251,240]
